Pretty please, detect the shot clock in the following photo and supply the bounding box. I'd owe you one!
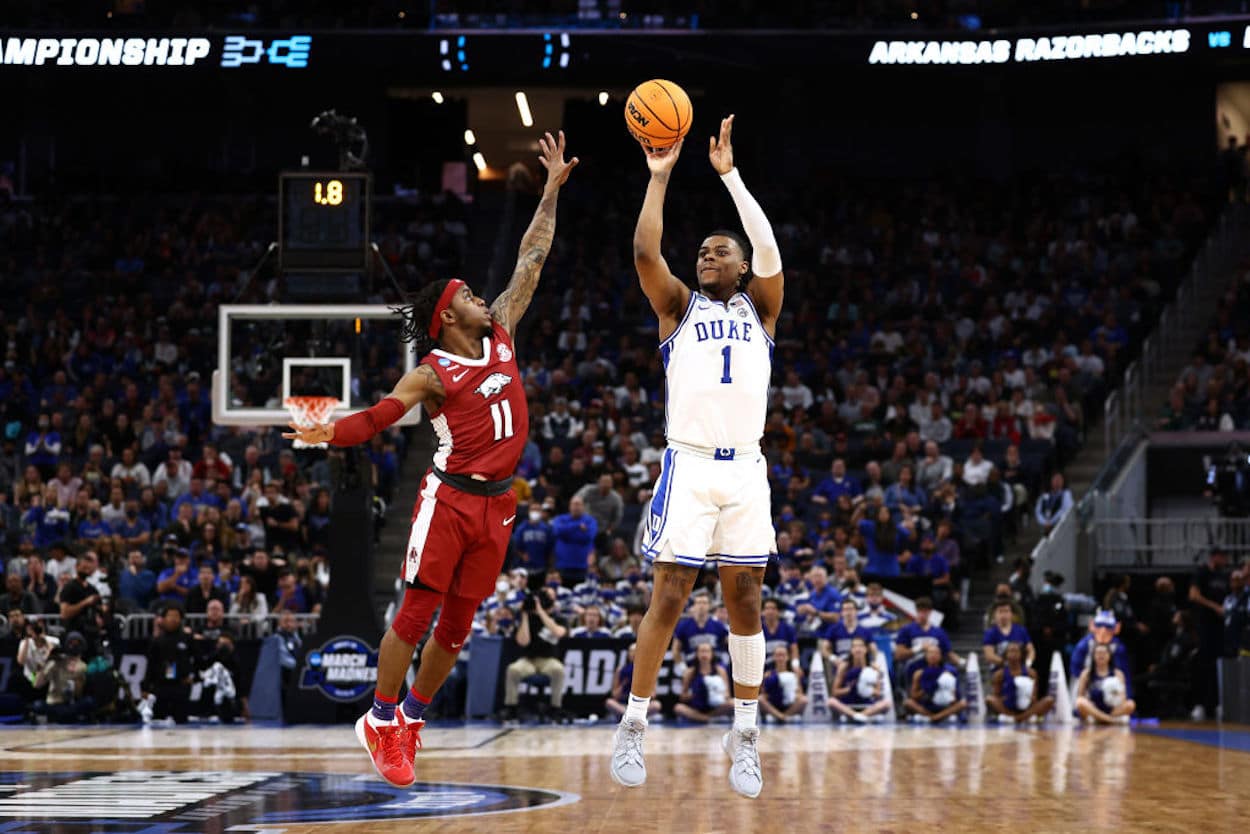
[279,171,371,270]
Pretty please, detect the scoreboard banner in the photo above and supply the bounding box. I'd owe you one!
[5,19,1250,81]
[0,34,309,68]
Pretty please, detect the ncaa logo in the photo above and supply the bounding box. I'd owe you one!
[496,342,513,362]
[298,635,379,702]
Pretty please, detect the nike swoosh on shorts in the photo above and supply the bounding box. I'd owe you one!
[502,515,516,526]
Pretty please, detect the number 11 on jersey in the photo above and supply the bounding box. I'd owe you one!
[490,400,514,441]
[721,345,733,384]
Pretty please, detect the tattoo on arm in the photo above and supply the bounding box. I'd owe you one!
[491,189,558,333]
[414,364,445,406]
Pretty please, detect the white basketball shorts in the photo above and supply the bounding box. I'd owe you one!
[640,444,776,568]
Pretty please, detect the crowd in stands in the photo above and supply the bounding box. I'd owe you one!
[0,155,1221,723]
[457,544,1250,725]
[1156,263,1250,432]
[0,192,440,723]
[490,166,1210,633]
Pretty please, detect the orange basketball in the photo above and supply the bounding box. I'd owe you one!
[624,79,692,149]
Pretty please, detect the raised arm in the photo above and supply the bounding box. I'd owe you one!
[634,139,691,338]
[281,364,442,447]
[491,131,578,336]
[708,115,783,334]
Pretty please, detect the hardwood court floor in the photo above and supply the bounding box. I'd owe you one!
[1,721,1248,833]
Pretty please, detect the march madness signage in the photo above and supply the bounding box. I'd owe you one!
[298,635,379,702]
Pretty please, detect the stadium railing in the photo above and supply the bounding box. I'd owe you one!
[7,612,321,642]
[1092,517,1250,571]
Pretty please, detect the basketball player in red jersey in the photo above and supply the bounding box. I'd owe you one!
[284,131,577,788]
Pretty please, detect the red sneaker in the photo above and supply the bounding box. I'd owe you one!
[355,712,415,788]
[397,710,425,765]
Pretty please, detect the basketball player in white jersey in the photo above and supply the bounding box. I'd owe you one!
[610,115,782,799]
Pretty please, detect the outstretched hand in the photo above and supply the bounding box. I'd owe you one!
[282,421,334,445]
[643,137,683,176]
[708,114,735,175]
[539,130,579,189]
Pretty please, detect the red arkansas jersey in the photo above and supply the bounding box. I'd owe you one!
[420,321,528,482]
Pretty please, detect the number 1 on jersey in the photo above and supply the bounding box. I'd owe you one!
[489,400,514,441]
[720,345,733,384]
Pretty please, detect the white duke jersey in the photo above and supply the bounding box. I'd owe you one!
[660,290,774,450]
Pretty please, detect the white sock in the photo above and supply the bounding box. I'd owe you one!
[734,698,758,730]
[624,693,651,724]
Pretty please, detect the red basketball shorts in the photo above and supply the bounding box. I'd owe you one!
[402,470,517,600]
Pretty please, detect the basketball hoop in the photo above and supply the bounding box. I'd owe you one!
[284,396,340,449]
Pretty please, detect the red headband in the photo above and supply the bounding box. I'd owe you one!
[427,278,466,340]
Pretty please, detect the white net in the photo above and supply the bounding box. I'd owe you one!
[284,396,340,449]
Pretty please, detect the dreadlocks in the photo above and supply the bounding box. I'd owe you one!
[394,278,452,357]
[708,228,754,292]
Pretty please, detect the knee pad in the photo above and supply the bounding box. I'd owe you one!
[729,631,766,688]
[432,593,476,653]
[391,587,439,644]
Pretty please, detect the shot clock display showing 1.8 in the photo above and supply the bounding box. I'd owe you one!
[279,171,371,270]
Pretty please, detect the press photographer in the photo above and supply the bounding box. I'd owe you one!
[500,586,568,722]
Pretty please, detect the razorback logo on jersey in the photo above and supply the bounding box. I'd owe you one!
[474,372,512,399]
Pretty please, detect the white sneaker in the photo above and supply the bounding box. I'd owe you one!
[138,694,156,724]
[721,727,763,799]
[851,711,869,723]
[1191,705,1206,722]
[609,718,648,788]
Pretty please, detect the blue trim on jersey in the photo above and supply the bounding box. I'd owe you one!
[642,553,773,567]
[712,553,773,567]
[643,448,677,559]
[736,292,775,346]
[658,290,699,353]
[658,293,696,433]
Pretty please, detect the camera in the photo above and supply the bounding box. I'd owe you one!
[522,589,553,613]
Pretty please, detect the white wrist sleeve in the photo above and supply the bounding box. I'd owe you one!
[720,167,782,277]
